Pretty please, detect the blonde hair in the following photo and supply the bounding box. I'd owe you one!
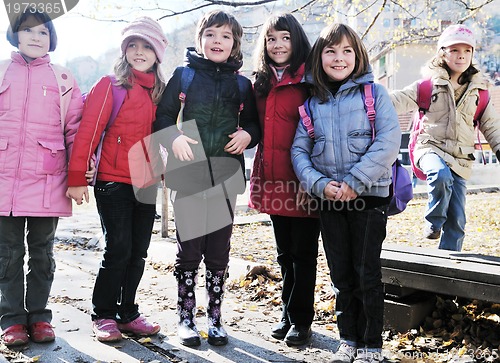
[195,10,243,63]
[113,55,166,104]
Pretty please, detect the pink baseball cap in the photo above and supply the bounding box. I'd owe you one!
[437,24,476,50]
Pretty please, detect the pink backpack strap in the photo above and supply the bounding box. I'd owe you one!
[49,63,76,133]
[0,60,10,85]
[417,78,433,117]
[474,89,490,164]
[362,84,376,141]
[474,89,489,127]
[299,103,314,139]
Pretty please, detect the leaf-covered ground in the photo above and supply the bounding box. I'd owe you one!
[229,191,500,362]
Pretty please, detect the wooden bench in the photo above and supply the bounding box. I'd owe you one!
[381,243,500,302]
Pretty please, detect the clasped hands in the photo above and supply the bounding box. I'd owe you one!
[324,180,358,202]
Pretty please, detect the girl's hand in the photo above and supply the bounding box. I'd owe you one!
[66,186,89,205]
[85,159,96,184]
[172,135,198,161]
[323,180,342,200]
[334,182,358,202]
[296,184,310,207]
[224,129,251,155]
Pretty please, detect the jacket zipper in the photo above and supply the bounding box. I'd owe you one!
[114,136,121,167]
[12,64,32,211]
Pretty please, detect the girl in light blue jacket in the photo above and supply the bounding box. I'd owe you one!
[291,23,400,363]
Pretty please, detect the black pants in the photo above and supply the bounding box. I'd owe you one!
[319,204,387,348]
[92,181,156,323]
[0,216,58,329]
[270,215,320,326]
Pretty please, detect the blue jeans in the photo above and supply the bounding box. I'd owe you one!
[319,203,387,349]
[0,216,57,329]
[419,153,467,251]
[92,182,156,323]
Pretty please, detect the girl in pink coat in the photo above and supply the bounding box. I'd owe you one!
[0,10,85,346]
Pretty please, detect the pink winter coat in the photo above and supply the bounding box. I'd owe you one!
[0,52,83,217]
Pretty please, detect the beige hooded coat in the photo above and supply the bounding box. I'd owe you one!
[391,67,500,180]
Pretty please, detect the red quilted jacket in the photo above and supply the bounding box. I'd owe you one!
[68,70,157,187]
[249,64,317,217]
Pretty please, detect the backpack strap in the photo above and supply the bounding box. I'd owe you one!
[417,78,433,117]
[473,89,489,127]
[0,60,10,86]
[299,98,315,139]
[90,76,127,185]
[473,89,490,165]
[235,74,249,129]
[177,67,196,131]
[361,83,376,141]
[106,75,127,129]
[49,63,75,133]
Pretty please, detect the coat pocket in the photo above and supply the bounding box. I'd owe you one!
[311,138,326,158]
[36,140,66,175]
[0,137,7,172]
[347,130,372,154]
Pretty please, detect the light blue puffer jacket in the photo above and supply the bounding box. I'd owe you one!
[291,72,401,199]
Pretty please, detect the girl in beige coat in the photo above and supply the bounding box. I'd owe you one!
[391,24,500,251]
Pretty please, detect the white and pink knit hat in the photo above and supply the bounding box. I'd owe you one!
[437,24,476,50]
[121,17,168,63]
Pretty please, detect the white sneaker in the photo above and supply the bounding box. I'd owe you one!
[353,349,383,363]
[330,342,357,363]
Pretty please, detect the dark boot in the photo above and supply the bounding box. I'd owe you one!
[206,268,228,346]
[271,307,291,340]
[174,268,201,347]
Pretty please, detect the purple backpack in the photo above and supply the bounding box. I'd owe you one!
[86,75,127,186]
[298,83,413,216]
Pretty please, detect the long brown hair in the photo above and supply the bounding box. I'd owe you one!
[430,47,479,84]
[253,13,311,97]
[306,23,370,102]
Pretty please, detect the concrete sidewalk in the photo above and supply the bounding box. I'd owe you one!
[3,183,497,362]
[0,196,340,363]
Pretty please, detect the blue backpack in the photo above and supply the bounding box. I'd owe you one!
[298,83,413,216]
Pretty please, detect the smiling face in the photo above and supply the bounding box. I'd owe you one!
[442,43,473,78]
[321,36,356,82]
[17,16,50,62]
[201,24,234,63]
[125,37,157,72]
[265,28,292,67]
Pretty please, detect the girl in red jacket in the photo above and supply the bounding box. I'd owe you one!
[66,17,167,343]
[249,13,320,346]
[0,10,85,347]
